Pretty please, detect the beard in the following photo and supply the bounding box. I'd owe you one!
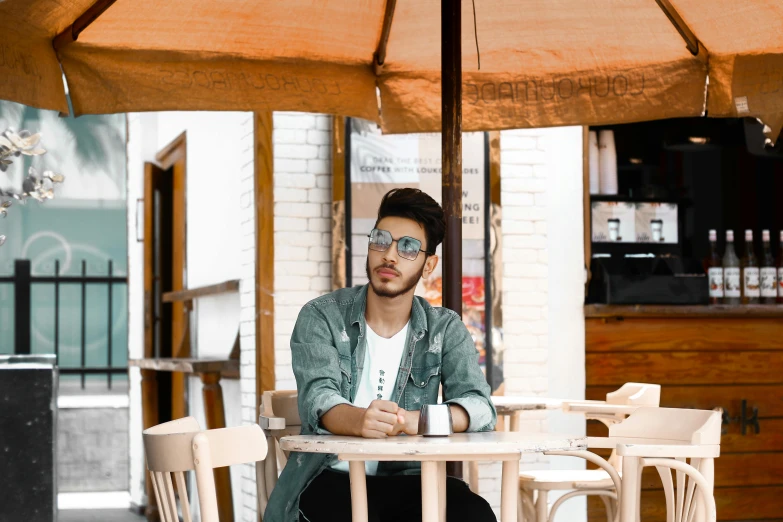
[366,258,425,299]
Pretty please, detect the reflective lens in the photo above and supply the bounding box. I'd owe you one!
[368,228,423,261]
[396,236,422,260]
[368,228,393,251]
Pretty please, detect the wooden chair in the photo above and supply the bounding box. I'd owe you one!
[518,383,661,522]
[257,390,301,515]
[547,407,721,522]
[143,416,268,522]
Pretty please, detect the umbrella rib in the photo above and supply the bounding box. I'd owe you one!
[53,0,118,50]
[654,0,700,56]
[373,0,397,75]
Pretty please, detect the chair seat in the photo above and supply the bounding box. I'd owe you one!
[519,469,617,491]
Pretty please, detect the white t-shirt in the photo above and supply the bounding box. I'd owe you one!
[331,321,409,475]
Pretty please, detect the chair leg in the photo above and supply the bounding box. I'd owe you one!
[698,459,715,522]
[620,456,640,522]
[535,490,548,522]
[600,494,614,522]
[548,490,617,522]
[520,489,536,522]
[518,491,524,522]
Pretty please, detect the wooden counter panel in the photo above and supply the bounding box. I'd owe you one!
[588,486,783,521]
[588,418,783,454]
[586,351,783,386]
[586,314,783,522]
[586,317,783,353]
[586,384,783,417]
[719,421,783,454]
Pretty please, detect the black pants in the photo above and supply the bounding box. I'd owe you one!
[298,469,496,522]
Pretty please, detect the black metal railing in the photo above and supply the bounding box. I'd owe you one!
[0,258,128,389]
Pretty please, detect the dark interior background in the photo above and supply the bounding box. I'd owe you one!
[590,117,783,262]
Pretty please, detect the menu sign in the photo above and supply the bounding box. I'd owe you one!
[350,122,486,239]
[348,120,496,370]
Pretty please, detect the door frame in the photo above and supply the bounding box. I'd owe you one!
[254,112,275,409]
[145,131,188,421]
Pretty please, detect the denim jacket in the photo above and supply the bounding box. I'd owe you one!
[263,284,497,522]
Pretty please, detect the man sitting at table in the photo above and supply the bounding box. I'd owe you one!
[264,188,498,522]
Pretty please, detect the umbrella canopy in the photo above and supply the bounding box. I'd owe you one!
[2,0,783,141]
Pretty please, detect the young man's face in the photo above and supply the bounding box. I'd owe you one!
[366,216,439,299]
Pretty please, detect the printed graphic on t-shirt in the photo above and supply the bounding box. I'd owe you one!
[377,370,385,400]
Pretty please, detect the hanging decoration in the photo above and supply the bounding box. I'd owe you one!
[0,128,65,246]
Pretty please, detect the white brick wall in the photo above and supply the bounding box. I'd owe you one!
[274,113,334,391]
[238,114,258,522]
[499,127,587,522]
[501,129,550,434]
[543,126,587,522]
[126,112,146,509]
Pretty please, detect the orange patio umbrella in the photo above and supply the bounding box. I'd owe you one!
[2,0,782,316]
[1,1,782,140]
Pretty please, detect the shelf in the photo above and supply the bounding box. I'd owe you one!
[584,303,783,319]
[162,279,239,303]
[128,357,239,378]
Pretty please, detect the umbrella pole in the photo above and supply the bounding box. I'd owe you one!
[441,0,462,318]
[442,0,464,480]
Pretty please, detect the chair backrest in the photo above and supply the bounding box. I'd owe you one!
[609,407,722,445]
[257,390,300,514]
[606,382,661,406]
[609,408,722,522]
[260,390,300,427]
[576,384,662,473]
[143,417,201,522]
[143,418,267,522]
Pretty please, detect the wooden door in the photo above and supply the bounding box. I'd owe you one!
[155,133,189,421]
[142,161,171,521]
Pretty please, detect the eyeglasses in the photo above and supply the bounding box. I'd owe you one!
[367,228,434,261]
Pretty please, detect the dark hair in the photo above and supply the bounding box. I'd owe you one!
[375,188,446,253]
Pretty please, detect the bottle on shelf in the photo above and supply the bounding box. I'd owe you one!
[760,230,777,304]
[742,229,760,305]
[778,230,783,305]
[723,230,741,305]
[704,229,723,305]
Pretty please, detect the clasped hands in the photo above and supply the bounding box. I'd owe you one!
[358,399,419,439]
[322,399,467,438]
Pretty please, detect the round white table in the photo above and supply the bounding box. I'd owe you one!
[491,396,566,432]
[281,431,587,522]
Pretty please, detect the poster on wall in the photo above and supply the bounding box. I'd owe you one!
[348,119,502,388]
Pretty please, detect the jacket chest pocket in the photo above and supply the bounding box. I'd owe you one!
[405,365,440,411]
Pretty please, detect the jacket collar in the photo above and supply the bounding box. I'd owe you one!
[350,284,428,336]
